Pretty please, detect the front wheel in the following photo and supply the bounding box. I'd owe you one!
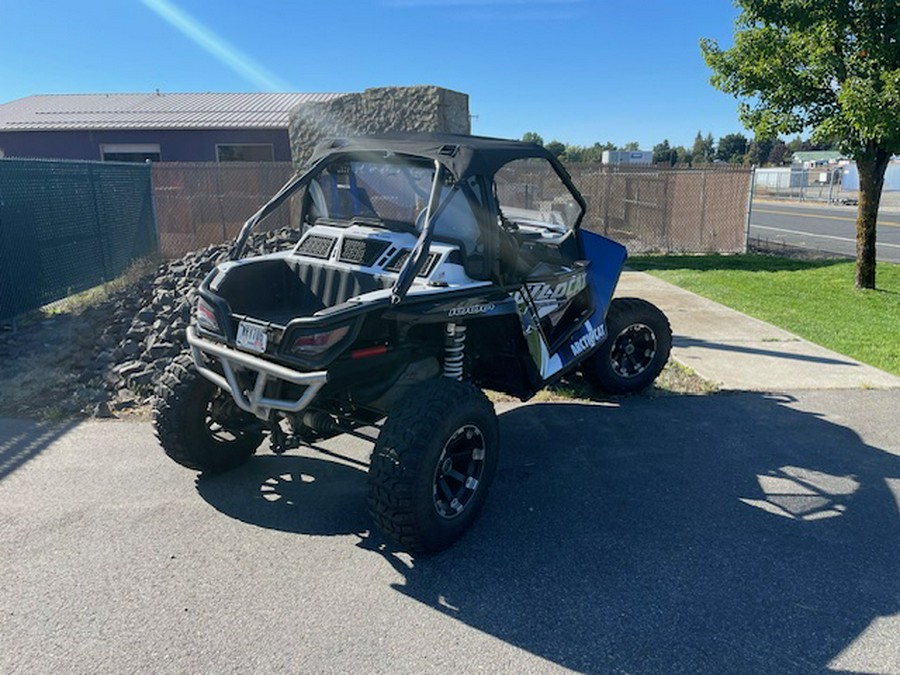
[153,354,264,473]
[581,297,672,394]
[367,378,499,553]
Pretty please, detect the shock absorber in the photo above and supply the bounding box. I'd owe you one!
[444,322,466,380]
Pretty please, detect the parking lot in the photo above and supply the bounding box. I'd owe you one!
[2,389,899,674]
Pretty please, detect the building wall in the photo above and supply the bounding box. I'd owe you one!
[0,128,292,162]
[841,160,900,192]
[601,150,653,165]
[288,85,470,166]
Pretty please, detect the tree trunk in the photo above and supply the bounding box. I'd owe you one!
[854,143,890,289]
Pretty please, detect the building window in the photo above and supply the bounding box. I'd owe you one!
[100,144,161,162]
[216,144,274,162]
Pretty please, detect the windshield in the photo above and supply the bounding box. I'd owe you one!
[494,157,583,231]
[305,159,438,231]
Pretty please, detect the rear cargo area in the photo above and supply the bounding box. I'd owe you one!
[213,257,390,325]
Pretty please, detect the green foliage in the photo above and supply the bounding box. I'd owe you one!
[653,139,677,165]
[702,0,900,288]
[745,137,774,165]
[513,136,620,163]
[674,145,693,165]
[544,140,566,158]
[716,132,748,163]
[768,140,789,165]
[692,131,715,164]
[629,255,900,375]
[620,141,641,151]
[701,1,900,159]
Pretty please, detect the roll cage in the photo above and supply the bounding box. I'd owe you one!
[230,133,587,300]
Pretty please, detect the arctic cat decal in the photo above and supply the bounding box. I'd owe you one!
[570,323,606,356]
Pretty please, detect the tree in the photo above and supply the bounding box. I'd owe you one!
[691,131,715,164]
[544,140,566,158]
[768,140,788,166]
[674,146,693,165]
[716,133,748,163]
[522,131,544,146]
[620,141,641,151]
[653,139,676,165]
[745,137,774,166]
[701,1,900,289]
[582,142,614,162]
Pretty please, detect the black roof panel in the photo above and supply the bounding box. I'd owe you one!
[308,132,558,181]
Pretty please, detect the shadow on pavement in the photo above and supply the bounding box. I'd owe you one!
[197,393,900,673]
[196,454,370,537]
[674,336,858,366]
[0,418,81,480]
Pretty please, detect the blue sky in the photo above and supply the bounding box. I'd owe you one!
[0,0,743,149]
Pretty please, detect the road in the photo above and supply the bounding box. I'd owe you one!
[749,201,900,263]
[2,391,899,674]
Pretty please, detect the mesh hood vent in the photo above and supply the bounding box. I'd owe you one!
[385,250,440,277]
[339,238,390,266]
[296,235,336,259]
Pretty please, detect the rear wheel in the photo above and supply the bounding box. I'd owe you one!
[153,354,264,473]
[367,378,499,553]
[581,297,672,394]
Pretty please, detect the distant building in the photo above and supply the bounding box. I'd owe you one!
[601,150,653,165]
[0,92,346,163]
[790,150,845,169]
[0,87,472,165]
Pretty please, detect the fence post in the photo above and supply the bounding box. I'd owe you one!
[603,167,611,236]
[699,170,707,248]
[745,166,756,253]
[215,166,228,242]
[88,163,110,282]
[146,161,161,254]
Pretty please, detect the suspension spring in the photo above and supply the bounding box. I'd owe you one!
[443,323,466,380]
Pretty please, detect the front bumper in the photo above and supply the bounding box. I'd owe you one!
[187,326,328,420]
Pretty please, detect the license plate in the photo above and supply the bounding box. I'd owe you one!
[236,321,267,354]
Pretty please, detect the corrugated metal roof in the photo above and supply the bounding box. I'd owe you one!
[0,92,345,131]
[791,150,845,162]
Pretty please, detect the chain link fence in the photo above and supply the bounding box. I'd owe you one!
[152,162,296,257]
[566,164,751,253]
[152,161,752,259]
[0,157,753,323]
[0,158,157,322]
[752,167,855,204]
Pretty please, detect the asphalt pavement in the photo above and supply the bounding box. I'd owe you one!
[1,390,899,674]
[749,200,900,263]
[2,275,899,673]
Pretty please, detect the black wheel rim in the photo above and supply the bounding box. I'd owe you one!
[610,322,657,379]
[432,424,486,519]
[204,393,251,444]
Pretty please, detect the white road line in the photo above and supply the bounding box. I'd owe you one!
[751,224,900,250]
[752,207,900,228]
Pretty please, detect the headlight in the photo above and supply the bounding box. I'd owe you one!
[196,298,221,332]
[288,325,350,356]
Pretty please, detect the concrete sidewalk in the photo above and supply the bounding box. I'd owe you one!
[615,270,900,391]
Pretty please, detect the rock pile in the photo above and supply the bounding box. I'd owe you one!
[96,228,301,412]
[1,228,299,418]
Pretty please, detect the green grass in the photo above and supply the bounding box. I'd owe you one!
[628,254,900,376]
[41,256,159,317]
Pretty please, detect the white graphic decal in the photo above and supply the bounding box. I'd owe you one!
[570,323,606,356]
